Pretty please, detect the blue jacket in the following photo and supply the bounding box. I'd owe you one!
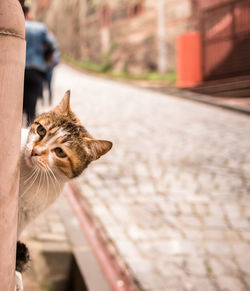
[25,20,55,73]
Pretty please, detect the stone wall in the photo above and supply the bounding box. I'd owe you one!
[33,0,196,73]
[107,2,158,73]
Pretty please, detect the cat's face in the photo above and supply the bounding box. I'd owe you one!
[24,91,112,180]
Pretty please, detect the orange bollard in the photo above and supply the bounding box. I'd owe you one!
[177,31,202,88]
[0,0,25,290]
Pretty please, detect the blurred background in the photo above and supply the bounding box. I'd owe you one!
[20,1,250,291]
[30,0,250,96]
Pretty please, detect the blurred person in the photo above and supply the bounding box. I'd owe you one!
[44,33,60,105]
[22,5,55,125]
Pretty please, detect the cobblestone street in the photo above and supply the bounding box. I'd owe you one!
[42,64,250,291]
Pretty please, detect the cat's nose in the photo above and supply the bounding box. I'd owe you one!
[31,149,39,156]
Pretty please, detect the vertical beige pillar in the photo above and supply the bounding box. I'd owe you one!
[0,0,25,290]
[157,0,167,74]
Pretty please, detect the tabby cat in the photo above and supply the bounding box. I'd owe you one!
[18,90,112,237]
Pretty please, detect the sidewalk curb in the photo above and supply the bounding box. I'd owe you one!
[57,194,111,291]
[64,182,140,291]
[147,87,250,116]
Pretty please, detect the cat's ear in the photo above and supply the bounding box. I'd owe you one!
[52,90,71,115]
[88,139,112,161]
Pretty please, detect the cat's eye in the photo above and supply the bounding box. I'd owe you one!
[54,147,67,158]
[37,125,46,138]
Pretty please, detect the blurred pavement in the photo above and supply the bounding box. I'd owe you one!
[34,64,250,291]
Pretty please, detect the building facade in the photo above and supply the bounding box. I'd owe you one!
[198,0,250,81]
[33,0,197,74]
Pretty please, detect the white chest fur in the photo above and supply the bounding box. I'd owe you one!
[18,129,65,237]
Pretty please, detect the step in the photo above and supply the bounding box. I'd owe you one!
[192,75,250,97]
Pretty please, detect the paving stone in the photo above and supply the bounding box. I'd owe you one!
[208,258,228,276]
[105,225,129,241]
[203,216,228,229]
[187,278,217,291]
[224,204,242,219]
[236,255,250,275]
[204,241,232,256]
[209,204,225,217]
[203,230,224,240]
[217,276,247,291]
[115,240,140,259]
[135,271,167,290]
[185,257,207,276]
[231,242,250,256]
[141,240,205,257]
[194,203,208,216]
[223,230,241,241]
[164,228,184,240]
[126,224,149,241]
[229,218,250,230]
[183,228,203,240]
[92,204,114,223]
[240,231,250,242]
[178,203,194,215]
[244,276,250,289]
[126,257,156,275]
[180,216,203,228]
[163,277,187,291]
[220,258,241,274]
[163,214,181,227]
[208,257,239,276]
[158,262,185,277]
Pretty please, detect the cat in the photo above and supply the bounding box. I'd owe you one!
[18,90,112,237]
[16,90,112,283]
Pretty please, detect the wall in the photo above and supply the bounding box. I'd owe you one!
[33,0,196,74]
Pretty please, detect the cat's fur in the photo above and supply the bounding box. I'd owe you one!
[16,241,30,273]
[18,90,112,237]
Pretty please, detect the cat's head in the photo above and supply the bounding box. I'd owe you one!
[24,90,112,180]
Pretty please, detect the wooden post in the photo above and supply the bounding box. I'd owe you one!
[0,0,25,290]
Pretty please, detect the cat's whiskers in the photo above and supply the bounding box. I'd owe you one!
[43,169,49,209]
[21,162,40,178]
[47,165,62,191]
[38,160,47,170]
[37,161,61,202]
[47,167,61,194]
[36,159,47,171]
[27,170,44,206]
[47,171,56,193]
[35,161,53,208]
[22,169,35,179]
[20,168,40,198]
[24,167,38,184]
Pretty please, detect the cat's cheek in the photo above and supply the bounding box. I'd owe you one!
[23,146,32,166]
[24,153,33,168]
